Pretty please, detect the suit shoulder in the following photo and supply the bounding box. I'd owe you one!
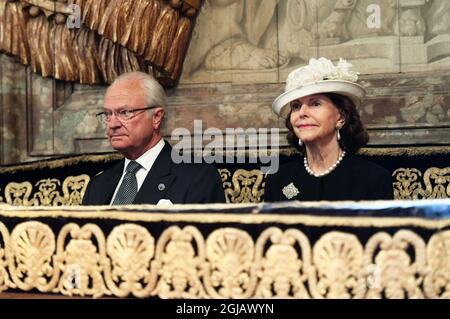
[89,161,123,182]
[171,161,219,176]
[94,170,105,177]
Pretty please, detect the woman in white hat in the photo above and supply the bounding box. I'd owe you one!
[265,57,393,202]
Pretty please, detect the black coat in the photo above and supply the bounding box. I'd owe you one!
[265,154,394,202]
[82,143,226,205]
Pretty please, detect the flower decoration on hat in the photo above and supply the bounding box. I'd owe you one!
[273,57,365,118]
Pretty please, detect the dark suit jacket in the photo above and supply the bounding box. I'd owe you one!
[82,143,226,205]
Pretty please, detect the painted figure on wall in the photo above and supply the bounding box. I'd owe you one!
[184,0,289,74]
[426,0,450,36]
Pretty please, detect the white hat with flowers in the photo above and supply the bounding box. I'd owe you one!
[272,57,366,118]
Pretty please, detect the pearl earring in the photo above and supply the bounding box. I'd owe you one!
[298,138,303,146]
[337,129,341,141]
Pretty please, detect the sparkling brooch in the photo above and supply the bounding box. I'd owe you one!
[282,183,300,199]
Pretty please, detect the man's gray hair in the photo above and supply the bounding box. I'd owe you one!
[113,71,167,108]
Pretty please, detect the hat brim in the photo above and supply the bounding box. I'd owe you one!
[272,80,366,118]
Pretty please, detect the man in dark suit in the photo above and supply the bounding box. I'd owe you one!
[82,72,225,205]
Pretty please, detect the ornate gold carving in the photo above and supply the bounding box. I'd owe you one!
[152,226,206,298]
[312,232,365,299]
[22,0,72,16]
[4,182,38,206]
[54,174,90,205]
[393,168,423,199]
[424,231,450,298]
[414,167,450,199]
[32,178,61,206]
[255,228,312,298]
[224,169,264,203]
[0,222,13,292]
[0,218,448,299]
[1,175,90,206]
[55,223,110,298]
[393,167,450,200]
[9,221,56,292]
[204,228,256,298]
[0,0,203,86]
[219,169,232,200]
[364,230,426,299]
[0,0,29,65]
[105,224,155,298]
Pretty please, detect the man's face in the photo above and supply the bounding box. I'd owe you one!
[103,80,159,158]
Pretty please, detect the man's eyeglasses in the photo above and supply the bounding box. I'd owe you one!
[96,106,157,123]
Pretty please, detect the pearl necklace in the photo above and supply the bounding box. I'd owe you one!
[304,151,346,177]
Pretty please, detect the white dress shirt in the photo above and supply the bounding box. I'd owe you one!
[110,139,165,204]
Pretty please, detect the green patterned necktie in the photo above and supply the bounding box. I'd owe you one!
[112,161,141,205]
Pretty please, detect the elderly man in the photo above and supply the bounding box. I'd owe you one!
[82,72,225,205]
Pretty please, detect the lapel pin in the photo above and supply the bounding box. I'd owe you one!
[158,183,166,191]
[282,183,300,199]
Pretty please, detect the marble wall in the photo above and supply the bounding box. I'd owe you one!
[1,0,450,164]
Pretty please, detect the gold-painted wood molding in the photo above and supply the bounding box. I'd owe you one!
[0,0,203,86]
[0,206,448,299]
[21,0,72,15]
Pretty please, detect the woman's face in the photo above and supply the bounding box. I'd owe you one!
[289,94,343,146]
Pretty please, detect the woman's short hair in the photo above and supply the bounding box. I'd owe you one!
[286,93,369,154]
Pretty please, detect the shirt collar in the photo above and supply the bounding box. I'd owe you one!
[124,139,165,172]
